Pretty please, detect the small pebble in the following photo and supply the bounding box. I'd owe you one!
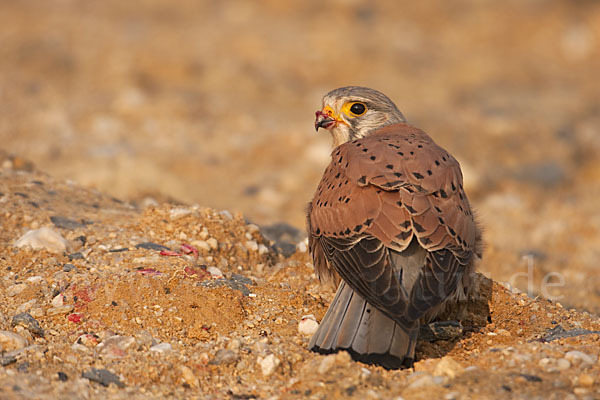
[82,368,125,388]
[245,240,258,252]
[179,365,199,388]
[98,335,136,358]
[63,264,76,272]
[6,284,27,297]
[556,358,571,371]
[564,350,597,366]
[57,371,68,382]
[206,238,218,250]
[14,227,70,253]
[51,293,65,307]
[46,305,74,316]
[191,240,210,252]
[149,343,172,354]
[210,349,239,365]
[258,354,280,376]
[0,330,28,351]
[11,313,44,336]
[298,315,319,336]
[207,266,224,278]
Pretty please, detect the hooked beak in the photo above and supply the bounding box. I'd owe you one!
[314,106,345,132]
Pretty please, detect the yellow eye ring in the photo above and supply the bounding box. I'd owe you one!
[342,102,367,117]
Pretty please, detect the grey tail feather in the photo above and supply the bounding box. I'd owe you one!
[309,281,417,369]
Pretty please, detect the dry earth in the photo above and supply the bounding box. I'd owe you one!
[0,166,599,399]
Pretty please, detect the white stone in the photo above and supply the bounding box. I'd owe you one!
[556,358,571,371]
[51,293,65,307]
[6,283,27,297]
[207,266,223,278]
[169,208,192,219]
[179,365,199,388]
[150,342,172,353]
[296,239,308,253]
[298,315,319,336]
[207,238,218,250]
[46,305,74,316]
[258,354,280,376]
[190,240,211,252]
[258,244,269,255]
[245,240,259,252]
[26,276,43,284]
[564,351,597,366]
[15,227,70,254]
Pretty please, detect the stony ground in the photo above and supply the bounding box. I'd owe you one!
[1,167,599,399]
[1,0,600,398]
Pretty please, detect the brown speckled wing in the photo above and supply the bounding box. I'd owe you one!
[308,122,477,324]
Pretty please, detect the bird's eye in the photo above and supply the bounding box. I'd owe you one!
[348,102,367,116]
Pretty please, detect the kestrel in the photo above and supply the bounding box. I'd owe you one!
[307,86,482,369]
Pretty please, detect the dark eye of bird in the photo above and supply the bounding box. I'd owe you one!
[350,103,366,116]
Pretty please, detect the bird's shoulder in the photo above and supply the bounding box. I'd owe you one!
[331,122,462,195]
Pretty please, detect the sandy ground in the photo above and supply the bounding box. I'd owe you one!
[0,168,599,399]
[1,0,600,398]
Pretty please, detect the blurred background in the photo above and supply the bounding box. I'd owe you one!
[1,0,599,312]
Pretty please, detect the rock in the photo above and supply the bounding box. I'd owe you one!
[51,293,65,307]
[11,313,44,336]
[207,266,224,278]
[82,368,125,388]
[578,373,594,387]
[556,358,571,371]
[433,356,464,378]
[49,216,87,230]
[46,305,74,316]
[135,242,171,251]
[419,321,463,342]
[245,240,258,252]
[16,299,37,314]
[149,342,172,353]
[227,339,242,351]
[15,227,70,253]
[190,240,211,252]
[206,238,218,250]
[135,330,157,347]
[57,371,68,382]
[564,350,597,366]
[0,330,28,351]
[179,365,199,388]
[210,349,239,365]
[298,315,319,336]
[97,335,136,358]
[6,283,27,297]
[258,354,280,376]
[62,263,76,272]
[295,239,308,253]
[497,328,511,337]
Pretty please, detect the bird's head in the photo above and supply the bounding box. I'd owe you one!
[315,86,406,148]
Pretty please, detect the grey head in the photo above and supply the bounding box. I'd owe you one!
[314,86,407,148]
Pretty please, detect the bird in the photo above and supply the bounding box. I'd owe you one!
[307,86,482,369]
